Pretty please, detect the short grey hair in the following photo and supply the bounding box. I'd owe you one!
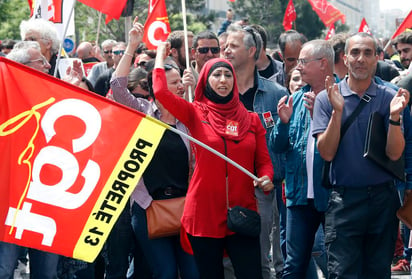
[20,18,60,54]
[101,39,117,49]
[345,32,377,55]
[7,41,41,64]
[227,24,262,61]
[302,39,334,70]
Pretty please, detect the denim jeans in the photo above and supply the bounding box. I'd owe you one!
[0,241,59,279]
[131,202,198,279]
[256,187,280,279]
[105,202,134,279]
[276,184,287,260]
[326,183,399,279]
[282,200,325,279]
[312,225,328,278]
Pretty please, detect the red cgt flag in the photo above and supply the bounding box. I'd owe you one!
[325,24,335,40]
[77,0,128,23]
[283,0,297,31]
[391,10,412,39]
[307,0,345,27]
[359,18,372,35]
[143,0,171,50]
[0,57,166,262]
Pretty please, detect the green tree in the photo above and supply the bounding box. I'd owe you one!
[228,0,348,47]
[0,0,31,40]
[229,0,284,48]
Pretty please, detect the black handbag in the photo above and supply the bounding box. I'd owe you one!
[225,177,261,237]
[227,206,261,237]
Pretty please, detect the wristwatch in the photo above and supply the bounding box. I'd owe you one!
[389,115,401,126]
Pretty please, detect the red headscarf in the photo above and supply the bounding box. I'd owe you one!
[194,58,251,141]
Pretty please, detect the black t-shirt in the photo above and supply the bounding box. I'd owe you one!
[94,68,114,97]
[258,60,275,80]
[239,73,258,111]
[143,128,189,197]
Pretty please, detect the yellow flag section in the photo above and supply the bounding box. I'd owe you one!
[73,116,169,262]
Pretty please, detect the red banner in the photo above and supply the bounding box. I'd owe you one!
[391,10,412,39]
[77,0,127,23]
[307,0,345,27]
[325,24,335,40]
[143,0,171,50]
[359,18,372,35]
[283,0,297,31]
[0,57,165,262]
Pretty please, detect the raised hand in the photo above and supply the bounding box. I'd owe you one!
[390,88,410,119]
[182,69,195,93]
[277,95,293,124]
[63,60,83,87]
[129,16,144,48]
[303,91,316,119]
[325,75,344,113]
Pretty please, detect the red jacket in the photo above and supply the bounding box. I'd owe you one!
[153,68,273,238]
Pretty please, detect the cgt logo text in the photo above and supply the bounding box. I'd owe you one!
[1,98,102,247]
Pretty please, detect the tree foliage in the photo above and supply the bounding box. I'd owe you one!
[0,0,31,40]
[0,0,348,48]
[229,0,347,47]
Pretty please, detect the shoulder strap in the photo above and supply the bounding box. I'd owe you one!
[339,83,372,139]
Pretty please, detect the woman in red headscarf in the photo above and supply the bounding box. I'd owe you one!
[153,42,274,279]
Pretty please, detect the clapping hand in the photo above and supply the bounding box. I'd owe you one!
[277,95,293,124]
[325,76,344,113]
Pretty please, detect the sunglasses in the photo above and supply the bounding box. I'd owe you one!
[243,26,258,47]
[137,61,147,67]
[197,47,220,54]
[164,64,179,71]
[113,50,125,55]
[103,50,113,54]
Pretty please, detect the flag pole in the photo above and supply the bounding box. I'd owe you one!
[96,12,102,46]
[54,0,77,77]
[146,115,260,182]
[181,0,193,102]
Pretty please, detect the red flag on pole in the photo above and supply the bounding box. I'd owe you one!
[325,24,335,40]
[391,10,412,39]
[77,0,128,23]
[283,0,297,31]
[359,18,372,35]
[0,57,166,262]
[307,0,345,27]
[143,0,171,50]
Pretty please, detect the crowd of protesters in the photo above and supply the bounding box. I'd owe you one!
[1,8,412,279]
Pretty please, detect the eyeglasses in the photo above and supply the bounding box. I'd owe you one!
[24,36,41,42]
[23,56,49,66]
[113,50,125,55]
[137,61,147,68]
[243,26,258,47]
[164,64,179,71]
[197,47,220,54]
[297,57,323,66]
[103,50,113,54]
